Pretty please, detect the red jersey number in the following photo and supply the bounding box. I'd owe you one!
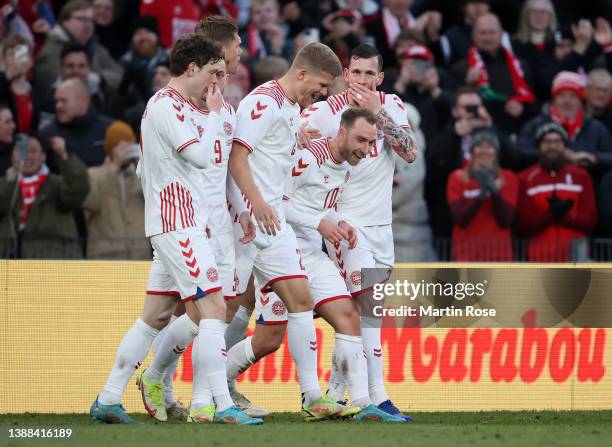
[214,139,222,164]
[323,187,340,209]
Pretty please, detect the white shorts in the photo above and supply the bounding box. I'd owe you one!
[324,224,394,296]
[254,248,351,325]
[210,230,237,300]
[234,221,307,295]
[147,227,222,302]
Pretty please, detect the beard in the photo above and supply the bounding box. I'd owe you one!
[539,152,566,172]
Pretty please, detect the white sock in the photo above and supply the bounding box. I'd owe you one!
[327,357,347,402]
[145,314,198,383]
[191,336,213,408]
[361,318,388,405]
[98,318,158,405]
[334,333,371,408]
[163,356,179,407]
[287,311,321,404]
[194,319,234,411]
[152,315,177,360]
[226,336,256,383]
[225,305,252,350]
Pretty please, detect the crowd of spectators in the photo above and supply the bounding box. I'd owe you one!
[1,0,611,262]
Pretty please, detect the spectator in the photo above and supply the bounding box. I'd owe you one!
[242,0,292,63]
[388,44,452,144]
[223,83,245,111]
[139,0,199,49]
[321,9,362,67]
[252,56,290,86]
[151,61,170,93]
[517,71,612,174]
[34,0,123,95]
[43,42,106,114]
[0,104,16,176]
[0,35,40,133]
[93,0,128,60]
[446,128,518,261]
[363,0,442,69]
[0,2,35,46]
[426,85,518,239]
[512,0,603,102]
[0,134,89,258]
[585,68,612,133]
[392,102,436,261]
[453,13,536,136]
[83,121,148,259]
[110,16,168,123]
[435,0,491,66]
[228,62,251,93]
[38,77,113,170]
[517,122,597,261]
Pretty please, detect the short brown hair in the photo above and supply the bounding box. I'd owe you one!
[454,85,479,106]
[58,0,92,24]
[292,43,342,78]
[340,107,377,129]
[194,15,238,45]
[169,34,224,76]
[2,35,31,57]
[350,44,383,72]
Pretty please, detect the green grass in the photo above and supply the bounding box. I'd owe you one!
[1,412,611,447]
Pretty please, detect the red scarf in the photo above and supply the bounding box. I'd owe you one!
[550,106,584,140]
[247,23,266,58]
[18,167,48,231]
[467,46,535,103]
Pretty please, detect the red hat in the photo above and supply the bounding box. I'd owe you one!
[552,71,586,99]
[402,45,434,62]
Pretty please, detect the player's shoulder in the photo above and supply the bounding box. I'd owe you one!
[325,91,350,115]
[303,137,340,167]
[245,80,290,110]
[301,99,331,119]
[382,91,406,111]
[149,86,187,110]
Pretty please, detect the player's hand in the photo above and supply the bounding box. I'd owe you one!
[50,136,68,160]
[317,219,348,245]
[298,122,321,148]
[348,82,382,114]
[252,198,281,236]
[206,83,223,113]
[238,210,256,244]
[339,221,358,249]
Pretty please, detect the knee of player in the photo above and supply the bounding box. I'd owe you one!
[142,309,174,330]
[254,327,285,356]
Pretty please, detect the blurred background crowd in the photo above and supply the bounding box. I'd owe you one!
[1,0,611,262]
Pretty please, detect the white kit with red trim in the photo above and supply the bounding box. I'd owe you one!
[140,86,211,237]
[301,90,411,227]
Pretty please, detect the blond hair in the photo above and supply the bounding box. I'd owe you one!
[291,43,342,78]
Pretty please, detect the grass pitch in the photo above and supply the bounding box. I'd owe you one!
[1,411,611,447]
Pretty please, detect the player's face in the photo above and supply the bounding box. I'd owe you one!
[296,69,335,108]
[340,118,377,166]
[191,59,227,97]
[223,33,243,75]
[344,57,383,90]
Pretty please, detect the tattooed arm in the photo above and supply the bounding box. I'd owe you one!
[377,108,418,163]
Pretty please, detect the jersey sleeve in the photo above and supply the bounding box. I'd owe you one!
[300,101,335,138]
[233,95,276,153]
[283,151,321,229]
[385,94,411,129]
[153,99,200,154]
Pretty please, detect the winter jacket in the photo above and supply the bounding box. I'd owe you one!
[517,162,597,262]
[0,155,89,258]
[34,25,123,95]
[38,107,113,171]
[84,160,149,259]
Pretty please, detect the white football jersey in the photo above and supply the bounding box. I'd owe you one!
[140,86,212,237]
[233,80,301,216]
[190,99,236,235]
[301,91,411,227]
[283,138,351,252]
